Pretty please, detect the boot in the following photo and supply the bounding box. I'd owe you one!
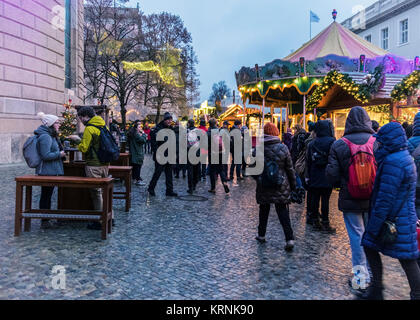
[321,221,336,234]
[356,285,384,300]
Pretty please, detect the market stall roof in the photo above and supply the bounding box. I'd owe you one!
[284,21,388,62]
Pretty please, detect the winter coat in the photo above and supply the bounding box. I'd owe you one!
[255,135,296,205]
[282,132,293,152]
[34,125,64,176]
[362,122,419,261]
[143,127,151,141]
[77,116,109,167]
[326,107,376,213]
[128,131,147,165]
[306,121,336,189]
[407,112,420,218]
[291,129,309,164]
[151,120,173,162]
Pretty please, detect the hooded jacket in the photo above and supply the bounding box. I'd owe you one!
[362,122,419,260]
[407,113,420,219]
[306,120,336,189]
[326,107,376,213]
[77,116,109,167]
[255,135,296,204]
[128,130,147,165]
[34,125,64,176]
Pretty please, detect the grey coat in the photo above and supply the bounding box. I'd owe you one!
[34,125,64,176]
[326,107,376,213]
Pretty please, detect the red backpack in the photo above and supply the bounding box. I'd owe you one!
[342,136,377,200]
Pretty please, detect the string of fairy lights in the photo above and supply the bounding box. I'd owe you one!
[391,70,420,102]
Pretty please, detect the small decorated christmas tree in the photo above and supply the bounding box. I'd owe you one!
[59,99,77,145]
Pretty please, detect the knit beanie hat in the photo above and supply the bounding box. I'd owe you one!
[38,112,58,127]
[264,122,279,136]
[163,112,173,121]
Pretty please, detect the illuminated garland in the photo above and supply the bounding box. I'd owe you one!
[365,104,391,114]
[306,71,369,111]
[391,70,420,102]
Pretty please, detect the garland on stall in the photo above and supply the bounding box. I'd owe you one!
[391,70,420,102]
[306,67,385,111]
[306,71,369,111]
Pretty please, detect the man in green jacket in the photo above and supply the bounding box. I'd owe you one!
[69,106,112,230]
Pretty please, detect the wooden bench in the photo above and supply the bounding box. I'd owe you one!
[109,166,132,212]
[15,175,114,240]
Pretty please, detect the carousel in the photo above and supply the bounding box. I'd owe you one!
[235,10,420,138]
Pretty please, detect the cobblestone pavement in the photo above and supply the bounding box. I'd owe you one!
[0,156,413,300]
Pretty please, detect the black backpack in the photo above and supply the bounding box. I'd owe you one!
[261,160,284,188]
[311,144,329,167]
[87,124,120,163]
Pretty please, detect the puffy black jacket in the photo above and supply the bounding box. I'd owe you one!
[306,120,336,189]
[256,135,296,204]
[326,106,376,213]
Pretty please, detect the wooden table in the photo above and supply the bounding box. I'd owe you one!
[62,162,132,212]
[15,175,114,240]
[111,152,130,167]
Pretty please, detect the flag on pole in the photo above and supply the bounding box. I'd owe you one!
[310,11,320,23]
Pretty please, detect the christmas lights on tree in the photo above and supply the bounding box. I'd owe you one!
[59,99,77,142]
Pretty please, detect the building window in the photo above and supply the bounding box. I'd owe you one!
[365,35,372,43]
[400,19,408,45]
[381,28,389,50]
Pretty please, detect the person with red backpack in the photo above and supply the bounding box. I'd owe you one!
[326,106,377,293]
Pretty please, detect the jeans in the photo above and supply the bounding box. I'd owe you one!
[209,164,228,190]
[40,186,54,210]
[174,164,187,177]
[310,188,333,223]
[148,163,174,193]
[343,211,370,283]
[132,163,142,181]
[229,153,242,179]
[258,204,294,241]
[365,246,420,300]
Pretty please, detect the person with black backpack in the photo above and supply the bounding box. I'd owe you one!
[305,120,336,233]
[254,123,296,251]
[69,106,119,230]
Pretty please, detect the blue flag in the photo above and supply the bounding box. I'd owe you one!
[310,11,320,23]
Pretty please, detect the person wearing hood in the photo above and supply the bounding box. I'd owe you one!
[326,106,376,290]
[408,112,420,220]
[359,122,420,300]
[291,124,308,164]
[69,106,114,230]
[282,128,293,152]
[305,120,336,233]
[147,112,178,197]
[35,112,66,229]
[255,123,296,251]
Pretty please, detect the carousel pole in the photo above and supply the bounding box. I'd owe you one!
[262,98,266,128]
[303,95,307,130]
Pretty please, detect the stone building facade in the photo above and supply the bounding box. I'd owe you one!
[0,0,85,164]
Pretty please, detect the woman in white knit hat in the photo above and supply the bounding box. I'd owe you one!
[34,112,66,229]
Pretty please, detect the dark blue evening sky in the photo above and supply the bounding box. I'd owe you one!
[128,0,377,102]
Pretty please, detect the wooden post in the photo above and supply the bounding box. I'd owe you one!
[270,105,274,123]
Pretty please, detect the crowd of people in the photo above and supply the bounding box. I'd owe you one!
[29,105,420,300]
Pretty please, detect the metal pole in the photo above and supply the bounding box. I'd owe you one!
[286,103,289,131]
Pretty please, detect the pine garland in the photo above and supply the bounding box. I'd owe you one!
[391,70,420,102]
